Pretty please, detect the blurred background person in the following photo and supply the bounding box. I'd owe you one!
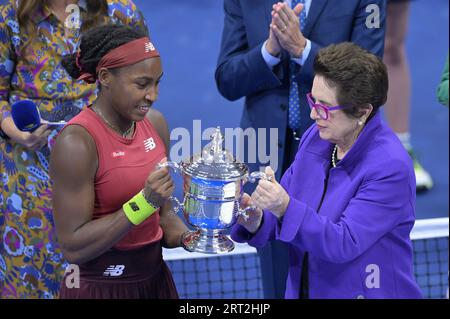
[383,0,433,192]
[437,54,448,107]
[0,0,147,298]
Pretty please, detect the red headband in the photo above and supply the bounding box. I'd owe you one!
[77,37,160,84]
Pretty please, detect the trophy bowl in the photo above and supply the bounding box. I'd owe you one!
[159,128,269,254]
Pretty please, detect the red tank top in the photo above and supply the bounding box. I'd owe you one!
[65,107,166,250]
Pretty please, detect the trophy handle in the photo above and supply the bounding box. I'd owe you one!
[157,161,181,173]
[236,205,258,221]
[168,196,184,213]
[156,161,183,213]
[238,171,273,221]
[247,171,273,183]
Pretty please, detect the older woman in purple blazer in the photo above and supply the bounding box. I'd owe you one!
[232,42,422,299]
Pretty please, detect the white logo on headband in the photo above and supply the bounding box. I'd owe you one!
[145,42,156,53]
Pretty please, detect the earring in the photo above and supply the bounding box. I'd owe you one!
[358,120,364,126]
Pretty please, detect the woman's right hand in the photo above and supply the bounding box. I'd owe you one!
[1,116,52,151]
[16,125,52,152]
[143,158,175,208]
[237,193,263,234]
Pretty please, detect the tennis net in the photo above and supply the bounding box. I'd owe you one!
[163,217,449,299]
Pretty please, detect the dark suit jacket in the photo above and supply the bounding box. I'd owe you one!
[215,0,386,179]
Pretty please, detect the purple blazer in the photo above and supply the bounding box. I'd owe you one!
[232,113,423,299]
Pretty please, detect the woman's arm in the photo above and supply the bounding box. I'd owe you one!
[0,10,53,148]
[276,159,413,263]
[50,125,134,264]
[0,8,14,126]
[214,0,283,101]
[1,117,53,150]
[147,108,189,248]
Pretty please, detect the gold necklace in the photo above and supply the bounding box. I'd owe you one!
[93,106,135,138]
[331,145,338,168]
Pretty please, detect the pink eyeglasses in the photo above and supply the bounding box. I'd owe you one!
[306,93,345,120]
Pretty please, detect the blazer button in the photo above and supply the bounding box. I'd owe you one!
[278,142,283,148]
[280,104,287,111]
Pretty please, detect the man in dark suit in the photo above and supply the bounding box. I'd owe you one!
[215,0,386,298]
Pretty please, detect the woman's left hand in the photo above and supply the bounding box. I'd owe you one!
[251,166,290,219]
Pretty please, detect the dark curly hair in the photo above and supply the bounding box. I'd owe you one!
[62,24,147,82]
[313,42,388,121]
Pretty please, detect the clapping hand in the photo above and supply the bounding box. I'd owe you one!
[271,2,307,58]
[265,18,282,57]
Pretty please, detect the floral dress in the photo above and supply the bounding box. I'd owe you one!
[0,0,147,298]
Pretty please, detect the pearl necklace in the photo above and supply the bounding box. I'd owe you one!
[331,145,338,168]
[93,106,134,138]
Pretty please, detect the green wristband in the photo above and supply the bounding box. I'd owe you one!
[123,191,158,225]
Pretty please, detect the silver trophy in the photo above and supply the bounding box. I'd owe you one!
[159,128,270,254]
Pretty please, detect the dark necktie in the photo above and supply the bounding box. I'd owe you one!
[288,0,307,130]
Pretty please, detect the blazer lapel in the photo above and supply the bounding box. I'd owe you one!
[303,0,328,37]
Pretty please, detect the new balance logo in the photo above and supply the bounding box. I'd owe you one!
[144,138,156,152]
[129,202,139,212]
[145,42,156,52]
[103,265,125,277]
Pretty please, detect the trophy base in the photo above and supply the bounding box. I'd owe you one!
[181,229,234,254]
